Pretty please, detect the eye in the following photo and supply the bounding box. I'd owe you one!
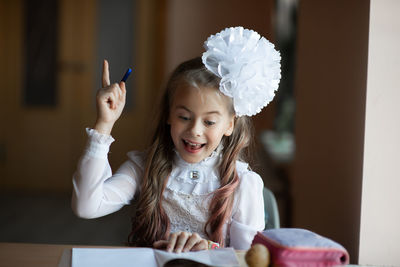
[178,115,190,121]
[204,120,216,126]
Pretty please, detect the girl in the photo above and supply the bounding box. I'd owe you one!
[72,27,281,253]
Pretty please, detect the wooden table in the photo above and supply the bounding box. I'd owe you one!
[0,243,105,267]
[0,242,248,267]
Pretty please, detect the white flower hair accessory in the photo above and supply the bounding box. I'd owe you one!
[202,26,281,116]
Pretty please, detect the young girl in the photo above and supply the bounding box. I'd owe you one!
[72,27,281,252]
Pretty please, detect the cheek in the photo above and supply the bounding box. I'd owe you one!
[169,120,177,139]
[207,128,226,145]
[170,120,184,139]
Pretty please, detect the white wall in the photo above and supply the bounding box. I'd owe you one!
[359,0,400,265]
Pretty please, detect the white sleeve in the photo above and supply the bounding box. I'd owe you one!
[229,171,265,250]
[71,128,142,219]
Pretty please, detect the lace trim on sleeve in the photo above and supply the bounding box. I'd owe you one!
[84,128,115,159]
[229,219,260,250]
[86,128,115,144]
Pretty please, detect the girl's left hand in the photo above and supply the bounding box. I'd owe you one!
[153,232,208,253]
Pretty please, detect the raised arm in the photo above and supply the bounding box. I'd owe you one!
[71,61,139,219]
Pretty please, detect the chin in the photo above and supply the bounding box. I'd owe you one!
[181,155,203,164]
[177,149,208,163]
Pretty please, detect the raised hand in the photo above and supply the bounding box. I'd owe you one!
[94,60,126,135]
[153,232,208,253]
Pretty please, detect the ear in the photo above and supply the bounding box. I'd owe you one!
[224,116,235,136]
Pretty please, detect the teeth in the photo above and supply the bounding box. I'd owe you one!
[185,140,202,148]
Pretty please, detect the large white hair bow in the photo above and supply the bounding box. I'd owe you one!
[202,27,281,117]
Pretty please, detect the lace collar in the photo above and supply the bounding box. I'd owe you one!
[166,148,222,195]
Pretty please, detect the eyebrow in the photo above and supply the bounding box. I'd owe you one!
[175,105,222,115]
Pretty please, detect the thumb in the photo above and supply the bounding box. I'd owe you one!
[119,81,126,93]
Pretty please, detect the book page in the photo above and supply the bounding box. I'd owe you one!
[71,247,239,267]
[71,248,156,267]
[154,248,239,267]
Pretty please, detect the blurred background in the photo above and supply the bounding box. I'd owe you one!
[0,0,372,263]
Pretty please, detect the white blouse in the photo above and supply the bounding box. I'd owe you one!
[72,128,265,249]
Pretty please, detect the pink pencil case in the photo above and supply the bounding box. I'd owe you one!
[251,228,349,267]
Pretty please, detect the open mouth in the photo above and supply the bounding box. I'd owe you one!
[182,139,205,153]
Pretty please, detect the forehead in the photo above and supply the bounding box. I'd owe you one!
[171,83,232,114]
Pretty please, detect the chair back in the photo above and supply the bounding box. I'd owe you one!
[263,187,280,229]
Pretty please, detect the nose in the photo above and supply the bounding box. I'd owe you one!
[189,119,203,137]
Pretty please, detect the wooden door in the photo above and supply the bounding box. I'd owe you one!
[0,0,97,192]
[0,0,201,193]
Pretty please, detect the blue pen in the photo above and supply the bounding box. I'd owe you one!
[121,68,132,82]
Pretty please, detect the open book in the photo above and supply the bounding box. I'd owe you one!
[58,247,239,267]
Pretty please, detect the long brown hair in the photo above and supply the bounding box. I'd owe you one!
[128,57,254,247]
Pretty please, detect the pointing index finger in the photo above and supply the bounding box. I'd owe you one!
[102,59,110,87]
